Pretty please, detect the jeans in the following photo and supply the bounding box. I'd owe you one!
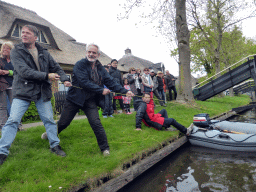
[158,89,166,103]
[153,89,164,105]
[0,98,59,155]
[158,109,187,134]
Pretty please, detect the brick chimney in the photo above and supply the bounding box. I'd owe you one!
[125,48,131,55]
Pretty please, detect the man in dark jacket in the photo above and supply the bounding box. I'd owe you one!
[150,69,166,107]
[134,93,193,135]
[165,70,177,101]
[41,44,134,156]
[0,25,71,165]
[108,59,125,114]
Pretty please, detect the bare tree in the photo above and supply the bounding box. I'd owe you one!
[119,0,194,102]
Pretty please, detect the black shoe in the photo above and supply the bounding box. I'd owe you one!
[0,154,7,165]
[50,145,66,157]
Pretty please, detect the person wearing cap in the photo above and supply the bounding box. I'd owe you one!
[149,70,166,107]
[157,71,166,104]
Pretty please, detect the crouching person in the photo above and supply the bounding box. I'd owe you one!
[134,93,193,134]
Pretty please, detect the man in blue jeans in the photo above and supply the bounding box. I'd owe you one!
[0,25,71,165]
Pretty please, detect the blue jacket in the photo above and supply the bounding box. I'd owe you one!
[66,58,128,107]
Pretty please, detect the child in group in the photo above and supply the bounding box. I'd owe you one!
[123,78,132,114]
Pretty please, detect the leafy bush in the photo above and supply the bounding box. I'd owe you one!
[21,96,56,123]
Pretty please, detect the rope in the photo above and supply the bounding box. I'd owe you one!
[68,85,165,102]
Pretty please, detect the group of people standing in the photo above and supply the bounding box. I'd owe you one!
[0,24,188,167]
[100,60,178,118]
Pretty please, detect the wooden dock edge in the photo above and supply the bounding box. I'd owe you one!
[92,136,188,192]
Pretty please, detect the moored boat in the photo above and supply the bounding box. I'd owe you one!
[188,114,256,152]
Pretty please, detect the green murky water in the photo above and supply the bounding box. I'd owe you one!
[119,109,256,192]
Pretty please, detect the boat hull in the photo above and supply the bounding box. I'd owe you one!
[188,121,256,152]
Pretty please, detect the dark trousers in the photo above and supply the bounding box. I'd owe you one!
[137,88,143,96]
[133,96,138,109]
[168,86,177,101]
[124,104,130,113]
[113,94,124,110]
[57,98,109,152]
[158,109,187,134]
[102,93,113,116]
[153,89,164,105]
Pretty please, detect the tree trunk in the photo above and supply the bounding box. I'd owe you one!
[175,0,193,102]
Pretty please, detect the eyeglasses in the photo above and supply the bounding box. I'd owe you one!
[144,70,149,72]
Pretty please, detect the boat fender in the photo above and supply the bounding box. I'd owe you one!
[193,113,212,128]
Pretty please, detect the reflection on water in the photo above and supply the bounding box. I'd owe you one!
[118,110,256,192]
[119,145,256,192]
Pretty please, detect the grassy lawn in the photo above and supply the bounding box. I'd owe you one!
[0,95,251,191]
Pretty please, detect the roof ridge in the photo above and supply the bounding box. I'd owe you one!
[0,0,37,15]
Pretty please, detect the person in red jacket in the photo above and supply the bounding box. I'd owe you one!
[134,92,193,135]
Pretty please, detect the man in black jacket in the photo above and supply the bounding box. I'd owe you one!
[0,25,71,165]
[41,43,134,156]
[165,70,177,101]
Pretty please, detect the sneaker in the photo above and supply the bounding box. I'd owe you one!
[186,123,194,136]
[162,104,167,107]
[103,116,108,118]
[109,115,114,118]
[103,150,110,156]
[0,154,7,165]
[127,112,132,115]
[51,145,66,157]
[41,132,48,140]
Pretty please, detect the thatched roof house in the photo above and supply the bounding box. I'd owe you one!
[0,0,112,72]
[118,48,165,75]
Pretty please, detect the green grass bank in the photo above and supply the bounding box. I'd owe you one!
[0,95,251,192]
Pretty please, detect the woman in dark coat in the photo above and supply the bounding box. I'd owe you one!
[108,59,125,114]
[0,42,14,129]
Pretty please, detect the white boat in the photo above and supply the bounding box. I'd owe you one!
[188,114,256,152]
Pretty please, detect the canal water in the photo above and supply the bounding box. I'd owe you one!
[118,109,256,192]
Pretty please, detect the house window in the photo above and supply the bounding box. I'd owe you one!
[58,74,71,91]
[12,24,49,44]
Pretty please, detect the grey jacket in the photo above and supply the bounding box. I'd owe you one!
[150,75,158,91]
[10,42,69,102]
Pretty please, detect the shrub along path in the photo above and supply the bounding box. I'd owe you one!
[0,95,251,192]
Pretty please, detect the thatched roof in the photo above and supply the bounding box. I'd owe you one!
[0,0,112,67]
[118,48,164,74]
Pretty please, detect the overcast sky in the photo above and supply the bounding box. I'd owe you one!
[3,0,256,76]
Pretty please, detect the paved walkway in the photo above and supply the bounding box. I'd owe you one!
[22,115,88,129]
[22,109,135,129]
